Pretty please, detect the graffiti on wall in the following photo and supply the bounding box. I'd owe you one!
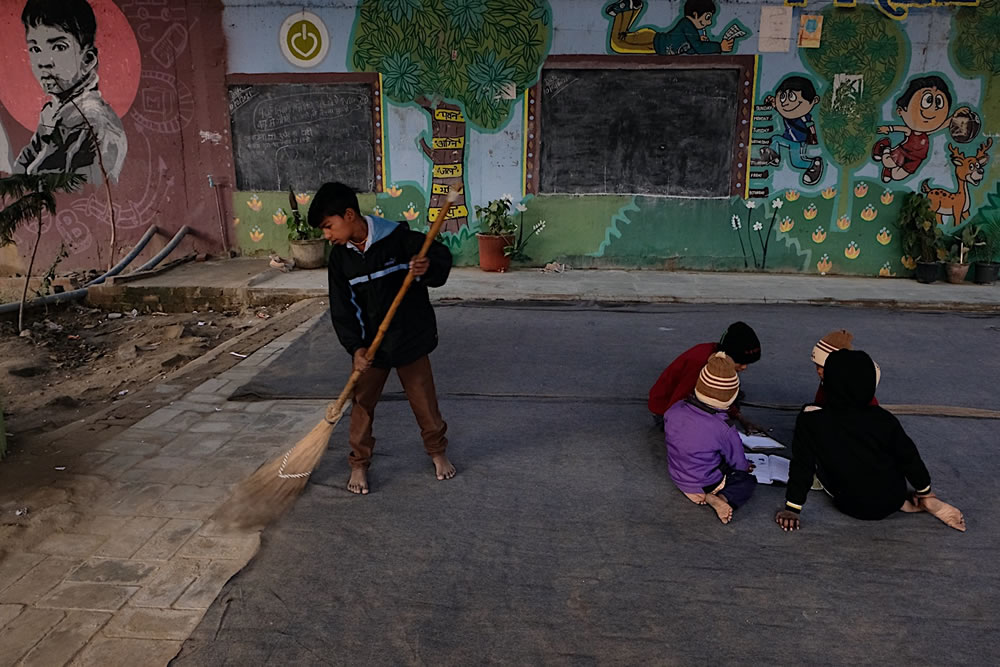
[605,0,749,55]
[350,0,552,234]
[0,0,128,184]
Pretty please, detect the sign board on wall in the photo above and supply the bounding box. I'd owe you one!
[280,11,329,68]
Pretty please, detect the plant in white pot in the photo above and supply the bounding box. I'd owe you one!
[286,186,326,269]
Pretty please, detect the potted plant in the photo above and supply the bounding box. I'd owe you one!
[475,195,518,272]
[897,192,944,284]
[286,186,326,269]
[943,224,979,284]
[971,219,999,285]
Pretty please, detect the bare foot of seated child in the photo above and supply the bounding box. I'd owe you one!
[432,454,456,481]
[348,468,369,495]
[704,493,734,524]
[918,494,966,531]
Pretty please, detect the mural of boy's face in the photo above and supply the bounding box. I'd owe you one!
[690,12,714,29]
[897,86,950,133]
[776,88,818,120]
[26,23,95,95]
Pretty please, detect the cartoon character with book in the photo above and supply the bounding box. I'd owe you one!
[606,0,748,55]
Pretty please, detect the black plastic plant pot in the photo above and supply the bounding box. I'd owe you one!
[974,261,999,285]
[915,261,940,284]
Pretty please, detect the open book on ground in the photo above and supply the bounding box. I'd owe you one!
[745,453,790,485]
[739,432,784,450]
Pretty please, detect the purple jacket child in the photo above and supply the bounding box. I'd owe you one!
[664,398,755,510]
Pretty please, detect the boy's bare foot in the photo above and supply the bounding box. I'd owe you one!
[919,496,966,531]
[348,468,369,495]
[705,494,733,524]
[432,454,456,481]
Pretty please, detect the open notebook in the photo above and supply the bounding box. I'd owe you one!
[739,432,784,450]
[745,453,790,485]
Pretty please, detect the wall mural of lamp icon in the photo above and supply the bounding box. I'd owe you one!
[279,12,330,68]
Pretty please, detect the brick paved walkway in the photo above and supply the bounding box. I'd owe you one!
[0,316,327,666]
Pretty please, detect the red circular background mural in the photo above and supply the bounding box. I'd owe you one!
[0,0,140,131]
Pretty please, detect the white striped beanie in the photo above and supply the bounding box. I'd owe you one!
[812,329,854,367]
[694,352,741,410]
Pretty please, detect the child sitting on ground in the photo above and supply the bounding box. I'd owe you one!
[776,349,965,532]
[812,329,878,406]
[648,321,762,432]
[664,352,757,524]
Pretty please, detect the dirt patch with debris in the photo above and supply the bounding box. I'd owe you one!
[0,303,280,440]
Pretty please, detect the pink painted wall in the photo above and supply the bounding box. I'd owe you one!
[0,0,233,277]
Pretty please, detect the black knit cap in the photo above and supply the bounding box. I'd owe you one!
[719,321,761,365]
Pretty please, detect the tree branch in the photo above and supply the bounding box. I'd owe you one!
[419,137,434,160]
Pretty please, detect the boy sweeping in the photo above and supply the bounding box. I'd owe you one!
[664,353,757,524]
[309,182,455,495]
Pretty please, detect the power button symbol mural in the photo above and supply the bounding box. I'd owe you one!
[280,12,329,68]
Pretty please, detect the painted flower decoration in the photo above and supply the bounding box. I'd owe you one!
[860,204,878,221]
[403,203,420,221]
[845,241,861,259]
[876,227,892,245]
[779,217,794,233]
[785,190,800,202]
[744,199,756,209]
[854,182,869,198]
[821,187,836,200]
[817,254,832,275]
[753,221,763,232]
[246,194,263,212]
[771,198,783,210]
[881,190,894,205]
[272,208,287,225]
[387,185,403,198]
[803,203,818,220]
[249,225,264,243]
[533,220,547,233]
[295,193,311,206]
[879,262,894,277]
[836,215,851,231]
[515,203,528,213]
[731,215,742,231]
[373,205,384,216]
[812,226,827,243]
[232,217,240,226]
[901,255,917,270]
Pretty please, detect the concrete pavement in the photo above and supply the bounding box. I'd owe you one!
[93,257,1000,312]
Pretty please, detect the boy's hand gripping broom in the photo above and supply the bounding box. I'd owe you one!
[215,188,461,529]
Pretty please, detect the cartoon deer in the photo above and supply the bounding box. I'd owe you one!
[921,137,992,225]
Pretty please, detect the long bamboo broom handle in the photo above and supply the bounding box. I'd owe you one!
[325,189,460,423]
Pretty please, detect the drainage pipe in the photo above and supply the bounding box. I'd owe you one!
[0,224,159,315]
[132,226,190,273]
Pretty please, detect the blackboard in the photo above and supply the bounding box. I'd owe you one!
[228,83,374,192]
[539,68,740,197]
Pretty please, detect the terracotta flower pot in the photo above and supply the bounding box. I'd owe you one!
[945,262,970,284]
[476,233,514,272]
[289,239,327,269]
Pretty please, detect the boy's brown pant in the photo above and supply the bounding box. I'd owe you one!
[348,354,448,469]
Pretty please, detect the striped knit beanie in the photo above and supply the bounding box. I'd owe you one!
[695,352,741,410]
[812,329,854,367]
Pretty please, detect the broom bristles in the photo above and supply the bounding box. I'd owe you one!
[213,415,341,530]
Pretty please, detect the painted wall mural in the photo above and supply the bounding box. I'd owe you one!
[224,0,999,278]
[605,0,749,55]
[348,0,552,233]
[1,0,232,276]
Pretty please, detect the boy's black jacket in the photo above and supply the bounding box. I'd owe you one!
[327,221,452,368]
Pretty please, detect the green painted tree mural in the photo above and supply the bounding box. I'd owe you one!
[954,0,1000,135]
[350,0,552,233]
[801,6,906,217]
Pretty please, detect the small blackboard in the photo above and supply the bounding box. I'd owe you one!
[539,68,740,197]
[228,83,374,192]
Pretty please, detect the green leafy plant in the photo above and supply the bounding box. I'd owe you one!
[944,224,983,265]
[897,192,944,263]
[474,196,517,236]
[286,187,322,241]
[0,173,86,331]
[34,243,69,298]
[970,217,1000,264]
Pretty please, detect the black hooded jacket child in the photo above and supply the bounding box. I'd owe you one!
[785,349,932,520]
[327,217,452,369]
